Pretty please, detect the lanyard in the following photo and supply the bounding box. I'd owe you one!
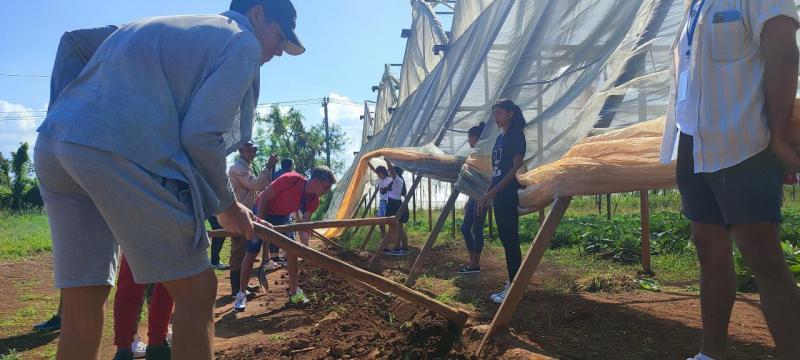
[686,0,706,56]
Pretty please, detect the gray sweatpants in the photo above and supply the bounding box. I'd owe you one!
[34,134,210,288]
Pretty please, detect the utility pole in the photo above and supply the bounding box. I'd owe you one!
[322,97,331,168]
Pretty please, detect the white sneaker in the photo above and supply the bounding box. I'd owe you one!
[490,282,510,304]
[213,262,230,270]
[131,335,147,358]
[233,291,247,312]
[166,325,172,345]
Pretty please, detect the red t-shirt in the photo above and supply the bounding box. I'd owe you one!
[258,172,320,216]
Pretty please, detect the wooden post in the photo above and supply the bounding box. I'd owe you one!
[252,223,469,329]
[358,223,379,251]
[412,174,417,224]
[451,185,456,241]
[344,187,379,239]
[606,193,612,220]
[640,190,652,275]
[538,209,545,223]
[368,221,401,268]
[311,230,341,249]
[405,189,461,286]
[428,177,433,231]
[208,217,400,238]
[476,197,572,356]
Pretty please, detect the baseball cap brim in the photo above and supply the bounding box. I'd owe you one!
[279,21,305,56]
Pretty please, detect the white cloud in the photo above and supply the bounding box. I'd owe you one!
[0,100,46,159]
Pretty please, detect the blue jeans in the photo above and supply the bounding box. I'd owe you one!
[461,198,487,254]
[494,190,521,283]
[247,214,293,254]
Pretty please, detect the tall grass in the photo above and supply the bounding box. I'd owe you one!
[0,210,51,261]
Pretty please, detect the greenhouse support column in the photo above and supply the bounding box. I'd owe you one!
[406,189,461,286]
[428,177,433,231]
[412,174,417,223]
[345,188,378,239]
[606,193,612,220]
[476,197,573,356]
[640,190,652,275]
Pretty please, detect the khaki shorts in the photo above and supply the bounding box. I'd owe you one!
[34,134,210,288]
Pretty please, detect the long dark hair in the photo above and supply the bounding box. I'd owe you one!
[492,99,525,133]
[468,121,486,139]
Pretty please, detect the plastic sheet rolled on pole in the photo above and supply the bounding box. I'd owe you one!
[321,147,463,239]
[506,99,800,213]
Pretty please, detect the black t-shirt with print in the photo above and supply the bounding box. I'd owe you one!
[490,130,526,196]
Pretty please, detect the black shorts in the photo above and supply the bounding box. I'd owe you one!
[386,198,409,224]
[676,132,782,225]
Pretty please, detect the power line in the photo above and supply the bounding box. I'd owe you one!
[0,73,49,78]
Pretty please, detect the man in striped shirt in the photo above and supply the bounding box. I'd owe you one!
[659,1,800,359]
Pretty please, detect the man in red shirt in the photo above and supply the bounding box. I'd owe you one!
[234,166,336,311]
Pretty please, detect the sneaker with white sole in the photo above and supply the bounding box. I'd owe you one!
[131,335,147,358]
[490,282,510,304]
[233,291,247,312]
[212,262,230,270]
[166,326,172,346]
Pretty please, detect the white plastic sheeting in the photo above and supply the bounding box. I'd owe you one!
[450,0,495,42]
[326,0,717,224]
[397,0,449,105]
[371,65,400,137]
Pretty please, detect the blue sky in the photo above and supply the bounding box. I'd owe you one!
[0,1,415,167]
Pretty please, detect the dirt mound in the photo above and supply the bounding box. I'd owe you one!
[215,267,460,359]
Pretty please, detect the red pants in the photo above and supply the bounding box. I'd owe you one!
[113,256,173,348]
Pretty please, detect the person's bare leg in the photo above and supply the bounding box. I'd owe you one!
[399,225,408,249]
[161,268,216,360]
[692,222,735,360]
[239,251,258,293]
[58,286,110,360]
[288,253,299,295]
[731,222,800,359]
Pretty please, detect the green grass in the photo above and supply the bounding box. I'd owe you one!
[0,211,51,261]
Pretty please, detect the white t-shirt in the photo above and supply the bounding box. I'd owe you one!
[387,175,404,200]
[675,1,703,136]
[378,177,393,201]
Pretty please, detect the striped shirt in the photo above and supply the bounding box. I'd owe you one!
[660,0,799,173]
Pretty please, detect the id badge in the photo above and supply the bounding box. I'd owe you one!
[677,70,688,103]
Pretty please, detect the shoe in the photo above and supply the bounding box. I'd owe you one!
[246,284,260,293]
[131,335,147,358]
[687,354,715,360]
[289,288,310,305]
[144,343,171,360]
[381,247,396,254]
[166,326,172,346]
[231,289,256,300]
[490,282,510,304]
[32,315,60,332]
[264,259,282,270]
[212,262,230,270]
[272,256,288,266]
[396,247,410,256]
[113,349,134,360]
[458,265,481,274]
[234,291,247,312]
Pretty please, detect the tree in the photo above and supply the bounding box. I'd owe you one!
[251,106,347,175]
[10,143,31,210]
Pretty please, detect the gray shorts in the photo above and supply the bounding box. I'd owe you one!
[34,134,210,288]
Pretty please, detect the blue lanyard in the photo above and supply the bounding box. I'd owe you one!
[686,0,706,55]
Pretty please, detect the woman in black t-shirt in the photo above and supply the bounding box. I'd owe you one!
[477,98,526,304]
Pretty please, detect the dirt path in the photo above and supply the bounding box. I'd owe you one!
[0,242,777,359]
